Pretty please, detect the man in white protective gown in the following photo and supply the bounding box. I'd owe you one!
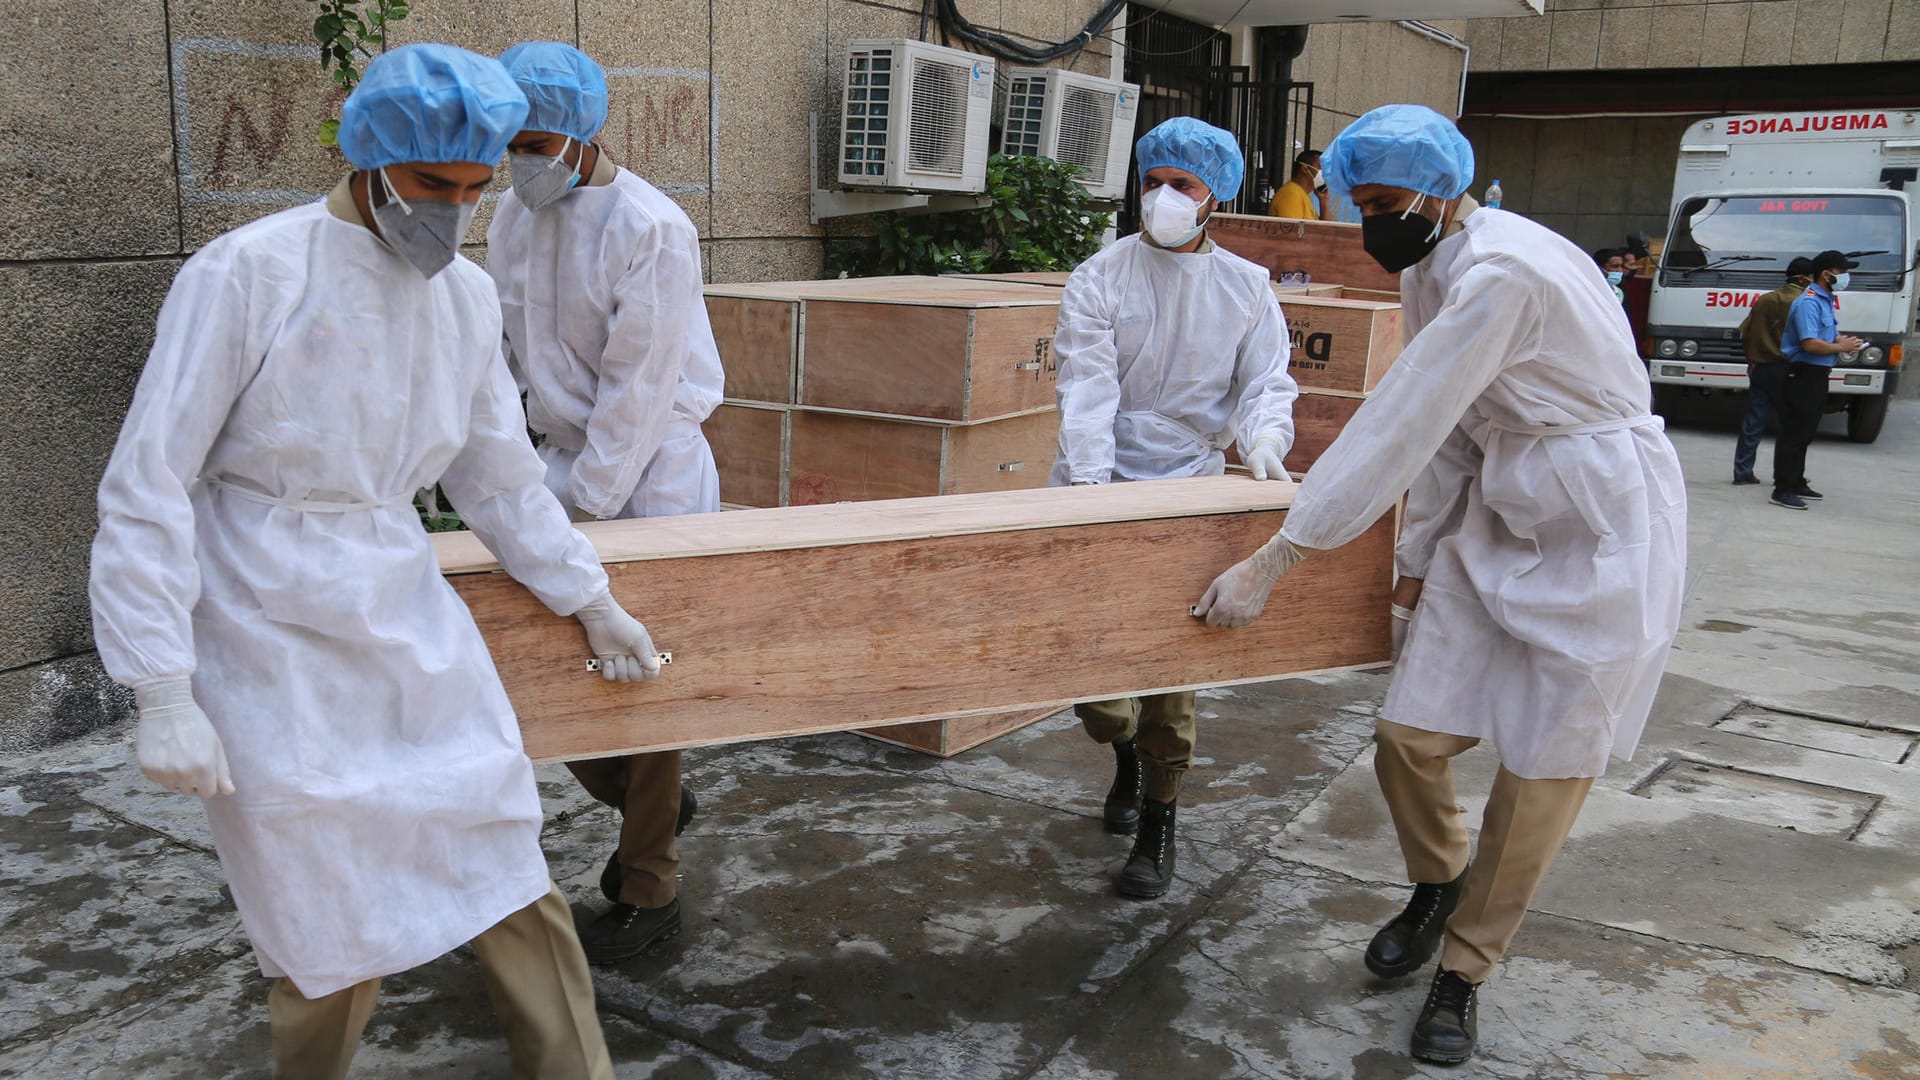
[487,40,723,967]
[1053,115,1297,902]
[1193,104,1687,1067]
[87,43,663,1080]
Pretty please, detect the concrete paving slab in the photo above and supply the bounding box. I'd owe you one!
[0,949,778,1079]
[0,766,243,1048]
[577,738,1256,1078]
[1033,859,1920,1080]
[797,671,1391,851]
[1714,704,1917,762]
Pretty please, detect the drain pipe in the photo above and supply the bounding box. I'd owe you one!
[1397,19,1469,118]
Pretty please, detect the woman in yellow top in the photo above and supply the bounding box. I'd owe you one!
[1267,148,1338,220]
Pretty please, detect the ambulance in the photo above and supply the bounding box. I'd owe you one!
[1644,108,1920,443]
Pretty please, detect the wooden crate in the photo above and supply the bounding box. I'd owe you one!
[953,271,1072,287]
[786,409,1058,505]
[436,477,1394,762]
[705,291,798,404]
[1273,294,1403,395]
[858,702,1067,757]
[705,277,1063,422]
[1289,391,1364,475]
[702,402,788,508]
[1207,214,1399,293]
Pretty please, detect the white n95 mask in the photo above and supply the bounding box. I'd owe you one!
[1142,185,1207,248]
[510,136,582,211]
[371,167,479,279]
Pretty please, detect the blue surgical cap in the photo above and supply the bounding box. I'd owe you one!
[1135,117,1244,202]
[1321,104,1475,200]
[499,41,609,143]
[339,44,530,170]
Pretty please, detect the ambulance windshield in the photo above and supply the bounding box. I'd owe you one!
[1662,194,1906,288]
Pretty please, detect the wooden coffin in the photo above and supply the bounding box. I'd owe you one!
[786,408,1058,505]
[1207,214,1399,293]
[705,291,799,404]
[1274,294,1404,395]
[702,402,789,508]
[858,702,1068,757]
[436,477,1394,762]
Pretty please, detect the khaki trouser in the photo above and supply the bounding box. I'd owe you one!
[1373,718,1593,983]
[567,750,681,907]
[268,883,613,1080]
[1077,692,1196,803]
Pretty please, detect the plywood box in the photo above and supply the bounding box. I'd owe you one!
[859,703,1067,757]
[1274,294,1403,395]
[1289,391,1364,475]
[1207,214,1399,293]
[705,276,1063,422]
[703,403,788,508]
[705,292,798,404]
[787,408,1058,505]
[436,477,1394,762]
[953,271,1072,287]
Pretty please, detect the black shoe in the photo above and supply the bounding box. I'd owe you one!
[1771,490,1809,510]
[1794,486,1824,500]
[1116,798,1176,899]
[580,898,682,965]
[1103,739,1144,835]
[1732,474,1761,485]
[1410,968,1479,1065]
[1365,867,1467,978]
[600,785,698,904]
[677,784,698,836]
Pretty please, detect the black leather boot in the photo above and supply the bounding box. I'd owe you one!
[1103,739,1144,834]
[601,785,698,904]
[1410,968,1479,1064]
[580,898,682,966]
[1365,866,1467,978]
[1116,798,1176,898]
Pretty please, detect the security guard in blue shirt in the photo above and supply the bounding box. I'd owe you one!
[1771,249,1864,510]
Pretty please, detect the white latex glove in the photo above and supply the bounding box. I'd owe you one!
[1390,602,1414,659]
[575,591,661,682]
[1193,532,1309,629]
[134,681,234,798]
[1246,438,1288,481]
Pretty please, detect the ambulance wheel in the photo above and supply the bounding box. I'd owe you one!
[1847,394,1888,444]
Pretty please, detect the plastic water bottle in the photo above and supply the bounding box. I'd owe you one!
[1485,179,1503,209]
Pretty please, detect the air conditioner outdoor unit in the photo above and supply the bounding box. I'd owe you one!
[839,39,995,193]
[996,67,1140,201]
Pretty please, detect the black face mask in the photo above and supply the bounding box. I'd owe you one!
[1362,202,1444,274]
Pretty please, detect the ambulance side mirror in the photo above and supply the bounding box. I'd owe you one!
[1879,166,1917,190]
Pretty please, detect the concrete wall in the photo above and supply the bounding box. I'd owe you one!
[1456,112,1691,253]
[1290,20,1471,150]
[1462,0,1920,72]
[0,0,1112,751]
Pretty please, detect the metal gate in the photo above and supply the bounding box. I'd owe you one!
[1118,4,1313,232]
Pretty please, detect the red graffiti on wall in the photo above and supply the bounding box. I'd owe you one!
[610,82,707,179]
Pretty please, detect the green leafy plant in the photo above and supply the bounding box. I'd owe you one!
[828,154,1112,278]
[311,0,412,146]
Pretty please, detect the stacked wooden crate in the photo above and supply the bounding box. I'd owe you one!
[700,275,1069,754]
[702,275,1064,508]
[1269,289,1402,474]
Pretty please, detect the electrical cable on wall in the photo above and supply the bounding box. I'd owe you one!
[931,0,1127,63]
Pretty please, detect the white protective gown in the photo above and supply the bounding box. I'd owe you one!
[1052,233,1298,484]
[89,200,609,997]
[1280,206,1688,779]
[487,166,724,520]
